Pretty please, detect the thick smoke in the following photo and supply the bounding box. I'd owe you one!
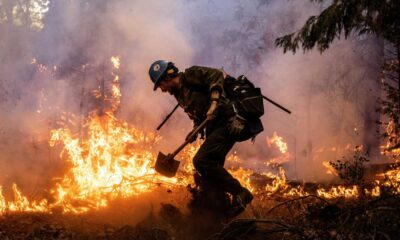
[0,0,383,198]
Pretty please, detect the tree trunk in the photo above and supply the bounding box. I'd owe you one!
[362,37,384,157]
[3,0,13,28]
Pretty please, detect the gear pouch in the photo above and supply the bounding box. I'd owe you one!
[234,118,264,142]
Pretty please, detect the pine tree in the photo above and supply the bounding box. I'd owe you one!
[276,0,400,154]
[275,0,399,53]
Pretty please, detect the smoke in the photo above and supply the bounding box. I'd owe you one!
[249,1,382,181]
[0,0,383,197]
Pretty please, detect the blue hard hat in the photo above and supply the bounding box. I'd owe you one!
[149,60,169,90]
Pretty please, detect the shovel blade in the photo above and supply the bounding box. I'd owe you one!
[155,152,180,177]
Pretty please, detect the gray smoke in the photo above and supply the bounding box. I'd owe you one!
[0,0,383,198]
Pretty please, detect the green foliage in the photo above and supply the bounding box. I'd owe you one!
[275,0,400,53]
[329,146,369,186]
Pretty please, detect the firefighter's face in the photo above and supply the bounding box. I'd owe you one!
[158,77,178,95]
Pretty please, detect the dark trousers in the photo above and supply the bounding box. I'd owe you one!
[193,119,243,195]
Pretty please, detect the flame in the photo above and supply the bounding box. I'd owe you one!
[322,161,338,176]
[231,167,254,192]
[365,184,381,197]
[45,57,210,213]
[380,120,400,158]
[264,167,288,195]
[0,56,173,214]
[111,56,121,69]
[48,113,167,213]
[111,58,121,111]
[31,58,50,73]
[317,185,359,199]
[376,167,400,194]
[267,132,288,154]
[0,184,49,213]
[265,132,291,166]
[284,186,308,197]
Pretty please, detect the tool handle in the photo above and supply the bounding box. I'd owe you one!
[156,103,180,131]
[262,95,291,114]
[170,118,209,158]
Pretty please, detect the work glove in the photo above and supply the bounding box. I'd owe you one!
[228,114,246,135]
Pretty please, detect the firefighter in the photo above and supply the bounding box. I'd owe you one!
[149,60,255,215]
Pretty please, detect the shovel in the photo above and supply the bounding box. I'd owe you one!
[155,118,210,177]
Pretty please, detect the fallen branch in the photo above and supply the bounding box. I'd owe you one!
[265,194,330,215]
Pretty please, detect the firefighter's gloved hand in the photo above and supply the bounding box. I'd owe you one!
[185,127,198,143]
[228,115,246,135]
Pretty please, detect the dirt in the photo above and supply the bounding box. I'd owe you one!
[0,184,399,240]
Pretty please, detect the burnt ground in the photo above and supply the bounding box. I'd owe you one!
[0,185,399,240]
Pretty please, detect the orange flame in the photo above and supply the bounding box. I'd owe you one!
[317,185,359,199]
[322,161,338,176]
[267,132,288,154]
[110,56,121,69]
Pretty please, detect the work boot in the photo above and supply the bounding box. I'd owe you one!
[227,187,253,217]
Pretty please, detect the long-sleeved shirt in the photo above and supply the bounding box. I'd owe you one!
[174,66,228,125]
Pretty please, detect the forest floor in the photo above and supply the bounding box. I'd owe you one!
[0,184,399,240]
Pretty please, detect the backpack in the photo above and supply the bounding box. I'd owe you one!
[223,75,264,141]
[224,75,264,119]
